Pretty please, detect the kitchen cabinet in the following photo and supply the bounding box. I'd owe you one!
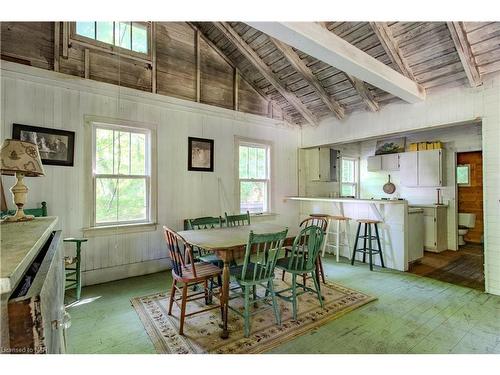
[367,154,400,172]
[400,149,443,187]
[408,209,424,262]
[306,147,338,182]
[411,205,448,252]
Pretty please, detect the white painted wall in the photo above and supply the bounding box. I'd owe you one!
[0,62,301,286]
[301,76,500,296]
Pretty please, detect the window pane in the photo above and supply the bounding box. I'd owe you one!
[248,147,257,178]
[95,128,114,174]
[96,178,118,223]
[132,23,148,53]
[342,159,355,183]
[130,133,146,175]
[457,165,470,185]
[76,22,95,39]
[96,21,114,44]
[240,181,267,213]
[118,178,147,221]
[239,146,249,178]
[341,184,356,197]
[114,131,130,175]
[256,147,266,179]
[115,22,131,50]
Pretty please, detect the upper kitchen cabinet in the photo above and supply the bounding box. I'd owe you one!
[367,154,400,172]
[306,147,338,182]
[400,149,443,187]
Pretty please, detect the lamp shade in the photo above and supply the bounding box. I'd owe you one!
[0,139,45,177]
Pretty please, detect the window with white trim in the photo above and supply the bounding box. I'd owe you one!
[75,22,149,54]
[92,122,153,226]
[237,139,271,214]
[340,157,359,198]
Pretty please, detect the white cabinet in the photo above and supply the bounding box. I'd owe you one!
[367,154,400,172]
[408,210,424,262]
[400,150,443,187]
[306,147,338,182]
[414,205,448,252]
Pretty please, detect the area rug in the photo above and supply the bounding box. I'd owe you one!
[131,277,375,354]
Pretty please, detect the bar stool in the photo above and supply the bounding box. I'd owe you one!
[350,219,385,271]
[64,238,87,301]
[319,215,352,262]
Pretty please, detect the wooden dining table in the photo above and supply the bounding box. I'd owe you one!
[178,222,297,339]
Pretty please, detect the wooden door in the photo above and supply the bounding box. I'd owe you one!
[457,151,483,244]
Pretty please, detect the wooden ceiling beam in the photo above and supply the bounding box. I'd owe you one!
[247,22,425,103]
[345,74,379,112]
[212,22,318,126]
[270,37,344,119]
[369,22,416,81]
[447,22,482,87]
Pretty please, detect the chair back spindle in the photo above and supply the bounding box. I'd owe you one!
[163,226,196,278]
[187,216,222,230]
[288,225,324,272]
[225,211,251,227]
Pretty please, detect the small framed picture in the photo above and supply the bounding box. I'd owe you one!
[188,137,214,172]
[12,123,75,166]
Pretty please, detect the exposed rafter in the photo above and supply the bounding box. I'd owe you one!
[345,74,379,112]
[247,22,425,103]
[369,22,416,81]
[270,37,344,119]
[212,22,318,126]
[447,22,482,87]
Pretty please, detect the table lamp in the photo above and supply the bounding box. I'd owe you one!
[1,139,45,222]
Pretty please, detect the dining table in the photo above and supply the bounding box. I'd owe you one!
[178,222,297,339]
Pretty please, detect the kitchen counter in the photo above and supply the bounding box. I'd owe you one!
[285,196,407,204]
[409,204,448,208]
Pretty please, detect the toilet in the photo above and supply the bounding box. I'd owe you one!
[458,213,476,246]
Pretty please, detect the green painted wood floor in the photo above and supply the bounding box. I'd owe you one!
[66,256,500,354]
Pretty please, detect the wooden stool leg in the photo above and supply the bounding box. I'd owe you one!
[374,223,385,268]
[321,218,331,257]
[351,222,361,265]
[345,220,352,260]
[335,219,340,263]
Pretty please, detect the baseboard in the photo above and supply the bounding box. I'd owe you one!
[82,258,171,286]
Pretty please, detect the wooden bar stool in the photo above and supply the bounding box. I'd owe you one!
[63,238,87,301]
[318,215,352,262]
[350,219,385,271]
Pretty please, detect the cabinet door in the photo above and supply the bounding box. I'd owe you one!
[307,148,320,181]
[399,152,418,186]
[367,155,382,171]
[318,148,331,181]
[423,215,437,250]
[418,149,442,187]
[382,153,400,171]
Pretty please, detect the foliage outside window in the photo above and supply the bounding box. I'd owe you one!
[341,157,358,197]
[75,22,148,54]
[457,164,471,186]
[237,141,271,214]
[92,123,152,226]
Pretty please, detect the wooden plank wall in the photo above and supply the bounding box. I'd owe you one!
[0,21,270,119]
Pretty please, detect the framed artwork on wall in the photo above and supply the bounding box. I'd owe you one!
[12,123,75,166]
[188,137,214,172]
[375,137,406,155]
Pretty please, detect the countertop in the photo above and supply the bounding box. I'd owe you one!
[285,196,408,204]
[409,204,448,208]
[0,216,58,295]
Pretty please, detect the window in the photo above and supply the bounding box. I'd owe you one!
[341,157,358,197]
[457,164,471,186]
[237,139,271,214]
[75,22,149,54]
[91,122,154,226]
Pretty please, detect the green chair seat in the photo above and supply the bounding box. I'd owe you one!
[275,257,310,273]
[229,262,273,283]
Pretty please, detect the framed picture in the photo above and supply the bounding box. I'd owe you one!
[188,137,214,172]
[375,137,406,155]
[12,123,75,166]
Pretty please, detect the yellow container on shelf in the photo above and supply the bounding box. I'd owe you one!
[408,143,418,152]
[426,142,434,150]
[433,141,443,149]
[418,142,427,151]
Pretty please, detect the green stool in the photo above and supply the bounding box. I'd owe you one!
[63,238,87,301]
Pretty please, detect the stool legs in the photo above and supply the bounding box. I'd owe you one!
[362,224,368,263]
[351,222,384,271]
[351,222,362,265]
[368,224,373,271]
[321,218,331,257]
[76,242,82,301]
[335,220,341,263]
[374,224,385,268]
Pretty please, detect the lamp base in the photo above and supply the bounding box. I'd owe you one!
[1,209,35,223]
[1,172,35,223]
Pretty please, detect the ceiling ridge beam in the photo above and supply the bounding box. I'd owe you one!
[212,22,318,126]
[247,22,425,104]
[369,22,416,81]
[270,37,344,119]
[447,22,482,87]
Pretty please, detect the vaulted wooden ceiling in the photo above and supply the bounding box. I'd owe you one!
[192,22,500,126]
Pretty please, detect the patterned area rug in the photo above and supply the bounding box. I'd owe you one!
[131,277,375,354]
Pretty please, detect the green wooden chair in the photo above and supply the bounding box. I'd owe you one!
[187,216,223,265]
[1,201,47,218]
[225,211,250,227]
[228,228,288,337]
[275,225,324,320]
[63,238,88,301]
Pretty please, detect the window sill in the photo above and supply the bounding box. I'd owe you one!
[250,212,278,218]
[83,222,157,237]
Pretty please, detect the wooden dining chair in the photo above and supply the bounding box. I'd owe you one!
[163,226,223,335]
[228,228,288,337]
[275,225,325,320]
[225,211,250,227]
[282,216,328,286]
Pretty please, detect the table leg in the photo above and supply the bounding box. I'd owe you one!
[220,259,230,339]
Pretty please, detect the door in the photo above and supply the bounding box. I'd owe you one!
[418,149,442,187]
[382,153,400,171]
[307,148,320,181]
[399,151,418,186]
